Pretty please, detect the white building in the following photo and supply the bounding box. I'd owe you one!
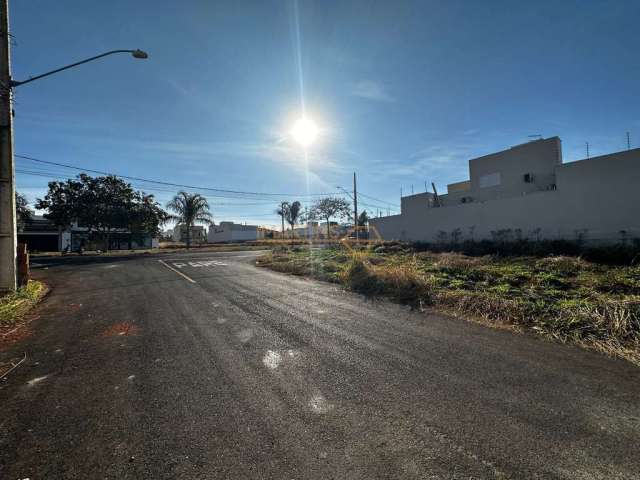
[370,137,640,244]
[208,221,260,243]
[172,224,207,244]
[18,216,159,252]
[293,222,324,239]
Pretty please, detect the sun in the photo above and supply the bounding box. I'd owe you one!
[290,117,319,147]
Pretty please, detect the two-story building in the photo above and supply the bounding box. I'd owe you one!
[370,137,640,244]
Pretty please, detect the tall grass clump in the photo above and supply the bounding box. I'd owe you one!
[0,280,48,328]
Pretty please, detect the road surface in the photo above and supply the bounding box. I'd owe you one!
[1,250,639,479]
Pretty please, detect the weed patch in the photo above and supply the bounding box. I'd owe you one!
[257,246,640,365]
[0,281,48,328]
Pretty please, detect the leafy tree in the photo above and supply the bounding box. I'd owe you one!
[128,194,170,247]
[36,174,167,251]
[309,197,351,238]
[357,210,369,227]
[16,192,33,232]
[166,191,213,248]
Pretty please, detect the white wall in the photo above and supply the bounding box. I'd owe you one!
[371,148,640,244]
[208,222,259,243]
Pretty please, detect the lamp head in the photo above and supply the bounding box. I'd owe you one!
[131,49,149,59]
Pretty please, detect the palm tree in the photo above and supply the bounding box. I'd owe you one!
[166,191,213,249]
[276,201,303,241]
[285,201,303,240]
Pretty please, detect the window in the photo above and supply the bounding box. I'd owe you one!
[479,172,501,188]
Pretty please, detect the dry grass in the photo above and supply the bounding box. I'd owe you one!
[257,246,640,366]
[0,281,48,328]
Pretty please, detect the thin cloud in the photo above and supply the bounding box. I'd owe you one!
[351,80,394,102]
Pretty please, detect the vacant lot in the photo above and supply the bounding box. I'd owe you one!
[257,245,640,365]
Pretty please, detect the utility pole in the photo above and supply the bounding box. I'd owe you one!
[280,201,285,240]
[353,171,358,241]
[0,0,16,292]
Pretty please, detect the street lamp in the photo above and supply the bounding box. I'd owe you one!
[0,6,150,292]
[10,49,149,87]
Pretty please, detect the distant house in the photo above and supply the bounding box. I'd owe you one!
[293,222,323,239]
[18,215,60,252]
[18,216,158,252]
[172,224,207,244]
[208,221,261,243]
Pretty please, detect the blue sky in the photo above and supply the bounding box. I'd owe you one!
[11,0,640,227]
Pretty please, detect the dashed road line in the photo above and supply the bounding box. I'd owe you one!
[158,260,197,283]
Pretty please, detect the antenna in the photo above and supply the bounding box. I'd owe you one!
[586,141,590,159]
[431,182,441,207]
[528,134,542,141]
[411,184,414,194]
[627,131,631,150]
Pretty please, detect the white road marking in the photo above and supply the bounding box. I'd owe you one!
[158,260,197,283]
[171,260,227,268]
[27,375,49,386]
[189,260,227,268]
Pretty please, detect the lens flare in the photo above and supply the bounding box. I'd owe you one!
[290,117,319,147]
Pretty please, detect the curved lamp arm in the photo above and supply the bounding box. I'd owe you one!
[10,49,148,88]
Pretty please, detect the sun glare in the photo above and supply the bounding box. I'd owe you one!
[290,117,319,147]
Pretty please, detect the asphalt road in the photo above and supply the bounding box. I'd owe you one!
[1,250,639,479]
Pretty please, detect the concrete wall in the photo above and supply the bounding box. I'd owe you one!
[438,137,561,207]
[208,222,259,243]
[468,137,561,200]
[370,147,640,244]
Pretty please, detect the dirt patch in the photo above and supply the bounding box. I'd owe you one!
[102,322,140,337]
[0,323,34,351]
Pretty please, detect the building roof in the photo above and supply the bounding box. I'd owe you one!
[20,215,58,233]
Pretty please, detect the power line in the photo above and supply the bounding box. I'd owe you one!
[15,154,340,198]
[16,154,390,213]
[17,168,397,218]
[357,191,400,207]
[15,169,295,208]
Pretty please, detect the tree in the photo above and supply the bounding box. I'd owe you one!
[16,192,33,232]
[166,191,213,249]
[309,197,351,238]
[36,174,167,251]
[357,210,369,227]
[276,202,287,239]
[277,201,303,240]
[128,193,170,247]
